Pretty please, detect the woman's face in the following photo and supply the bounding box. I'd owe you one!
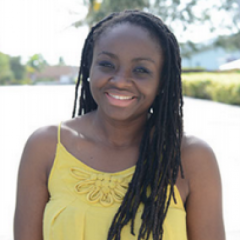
[89,23,164,122]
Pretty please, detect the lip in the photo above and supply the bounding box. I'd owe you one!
[105,93,136,107]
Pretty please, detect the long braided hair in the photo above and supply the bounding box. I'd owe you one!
[72,10,184,240]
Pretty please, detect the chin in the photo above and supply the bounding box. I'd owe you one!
[103,108,147,123]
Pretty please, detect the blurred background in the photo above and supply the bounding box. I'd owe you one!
[0,0,240,239]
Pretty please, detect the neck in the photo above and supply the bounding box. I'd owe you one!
[91,110,147,148]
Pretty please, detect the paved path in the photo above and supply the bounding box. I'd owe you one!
[183,97,240,240]
[0,85,239,240]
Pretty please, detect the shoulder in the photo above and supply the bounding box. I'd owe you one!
[24,113,93,153]
[24,125,59,159]
[181,134,225,239]
[16,117,86,190]
[20,117,88,184]
[181,133,215,156]
[181,134,221,190]
[14,124,60,239]
[26,125,58,147]
[20,125,60,181]
[181,134,217,166]
[24,115,89,158]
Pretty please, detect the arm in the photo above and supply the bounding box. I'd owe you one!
[14,126,58,240]
[182,137,225,240]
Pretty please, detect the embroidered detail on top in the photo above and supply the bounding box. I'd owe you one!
[70,167,133,206]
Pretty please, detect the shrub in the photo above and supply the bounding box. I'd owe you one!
[182,79,211,99]
[209,82,240,105]
[182,72,240,106]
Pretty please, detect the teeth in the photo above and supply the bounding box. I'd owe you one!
[109,93,133,100]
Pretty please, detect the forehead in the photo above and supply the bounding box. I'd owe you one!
[94,23,162,56]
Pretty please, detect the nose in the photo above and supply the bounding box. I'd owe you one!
[110,68,131,87]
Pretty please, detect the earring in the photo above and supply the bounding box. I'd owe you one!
[87,77,90,82]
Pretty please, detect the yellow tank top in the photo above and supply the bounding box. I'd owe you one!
[43,124,187,240]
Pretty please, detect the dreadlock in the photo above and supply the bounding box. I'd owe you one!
[72,10,184,240]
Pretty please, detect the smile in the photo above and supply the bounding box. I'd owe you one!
[105,93,136,107]
[108,93,133,100]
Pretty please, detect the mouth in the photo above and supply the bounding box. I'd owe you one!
[107,93,134,100]
[105,93,136,107]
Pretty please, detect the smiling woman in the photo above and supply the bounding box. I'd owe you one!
[14,10,225,240]
[89,23,161,121]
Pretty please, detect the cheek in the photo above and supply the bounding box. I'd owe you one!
[89,72,105,103]
[89,72,98,100]
[90,65,110,82]
[141,80,159,98]
[89,68,101,91]
[145,86,160,108]
[89,79,98,98]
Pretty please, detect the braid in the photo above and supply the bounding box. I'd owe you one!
[72,13,119,117]
[72,10,184,240]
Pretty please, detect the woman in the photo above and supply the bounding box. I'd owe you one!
[14,10,225,240]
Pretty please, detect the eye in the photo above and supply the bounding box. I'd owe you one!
[134,66,150,74]
[98,61,115,69]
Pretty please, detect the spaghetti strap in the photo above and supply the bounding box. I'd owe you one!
[58,122,62,144]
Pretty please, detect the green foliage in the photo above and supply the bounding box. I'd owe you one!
[74,0,213,58]
[9,56,26,80]
[0,52,49,85]
[209,81,240,105]
[218,0,240,32]
[74,0,149,27]
[0,52,14,85]
[27,54,48,72]
[182,67,205,72]
[76,0,204,29]
[10,78,32,85]
[76,0,240,52]
[182,72,240,105]
[182,79,212,99]
[214,32,240,51]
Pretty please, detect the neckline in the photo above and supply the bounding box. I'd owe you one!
[57,142,185,210]
[58,142,136,175]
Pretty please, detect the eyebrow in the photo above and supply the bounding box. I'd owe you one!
[97,51,156,65]
[98,51,116,59]
[133,57,156,65]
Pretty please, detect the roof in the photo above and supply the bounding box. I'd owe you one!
[219,59,240,70]
[34,66,79,79]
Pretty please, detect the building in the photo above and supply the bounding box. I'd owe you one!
[182,46,240,71]
[33,65,79,84]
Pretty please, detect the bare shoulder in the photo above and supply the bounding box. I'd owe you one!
[18,125,62,183]
[25,114,93,160]
[181,134,225,240]
[181,134,221,189]
[25,125,58,161]
[23,117,88,159]
[15,118,93,240]
[181,133,215,156]
[26,125,58,149]
[14,125,60,240]
[21,116,91,176]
